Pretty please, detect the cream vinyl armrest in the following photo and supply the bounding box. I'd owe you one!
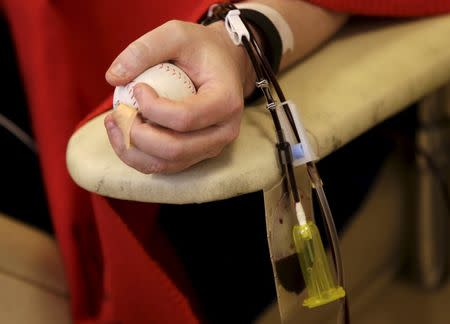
[67,15,450,204]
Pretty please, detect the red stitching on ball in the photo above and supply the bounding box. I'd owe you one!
[157,63,196,94]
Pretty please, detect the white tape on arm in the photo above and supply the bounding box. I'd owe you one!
[236,2,294,53]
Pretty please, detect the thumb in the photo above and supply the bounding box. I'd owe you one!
[105,20,191,86]
[105,41,150,85]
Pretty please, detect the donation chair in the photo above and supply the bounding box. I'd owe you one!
[1,7,449,323]
[66,15,450,323]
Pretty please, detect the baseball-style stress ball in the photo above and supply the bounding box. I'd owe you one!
[111,63,196,148]
[113,62,196,109]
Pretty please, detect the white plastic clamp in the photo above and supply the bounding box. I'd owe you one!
[277,100,317,166]
[224,9,250,46]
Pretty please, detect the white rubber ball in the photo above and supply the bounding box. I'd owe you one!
[113,62,196,109]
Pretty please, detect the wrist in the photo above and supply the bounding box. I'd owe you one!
[206,21,257,97]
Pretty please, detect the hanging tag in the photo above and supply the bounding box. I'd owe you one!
[276,100,317,166]
[263,166,313,321]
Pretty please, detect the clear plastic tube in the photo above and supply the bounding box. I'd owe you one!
[0,113,37,154]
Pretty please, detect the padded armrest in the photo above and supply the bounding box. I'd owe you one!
[67,15,450,204]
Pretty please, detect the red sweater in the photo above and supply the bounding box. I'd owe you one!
[2,1,449,323]
[309,0,450,16]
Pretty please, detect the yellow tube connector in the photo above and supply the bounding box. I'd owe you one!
[292,222,346,308]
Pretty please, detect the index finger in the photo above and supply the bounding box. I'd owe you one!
[105,20,197,85]
[134,81,244,132]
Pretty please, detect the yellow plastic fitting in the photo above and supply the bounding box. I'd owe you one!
[292,222,346,308]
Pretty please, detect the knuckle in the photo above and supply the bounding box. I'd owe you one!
[171,110,194,132]
[230,96,244,115]
[223,94,244,118]
[126,40,148,63]
[140,161,167,174]
[162,140,185,161]
[114,142,128,158]
[224,123,240,144]
[136,164,153,174]
[164,20,188,39]
[208,147,223,159]
[118,153,141,172]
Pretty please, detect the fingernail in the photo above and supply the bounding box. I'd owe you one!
[109,62,127,78]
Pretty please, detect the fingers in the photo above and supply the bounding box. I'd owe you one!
[130,115,239,162]
[105,20,197,86]
[103,20,248,174]
[105,112,240,174]
[105,113,180,173]
[134,82,243,132]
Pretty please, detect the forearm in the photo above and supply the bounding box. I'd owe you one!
[241,0,349,70]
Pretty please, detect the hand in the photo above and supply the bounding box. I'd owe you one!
[104,20,256,174]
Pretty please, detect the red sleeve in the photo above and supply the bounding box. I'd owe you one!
[307,0,450,17]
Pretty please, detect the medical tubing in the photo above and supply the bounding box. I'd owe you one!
[308,163,349,324]
[247,27,301,144]
[210,3,349,323]
[245,12,349,323]
[249,36,300,143]
[0,113,37,154]
[249,18,346,295]
[243,36,301,204]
